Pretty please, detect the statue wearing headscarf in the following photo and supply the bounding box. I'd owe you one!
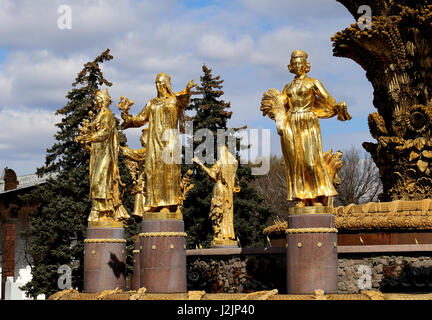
[79,89,130,223]
[193,146,240,247]
[121,73,196,213]
[261,50,351,207]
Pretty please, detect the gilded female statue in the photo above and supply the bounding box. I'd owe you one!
[121,128,149,217]
[193,146,240,247]
[261,50,351,207]
[76,89,130,224]
[121,73,196,213]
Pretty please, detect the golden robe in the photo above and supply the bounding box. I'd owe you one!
[201,150,239,244]
[89,107,129,221]
[281,76,338,201]
[131,91,191,210]
[121,146,147,217]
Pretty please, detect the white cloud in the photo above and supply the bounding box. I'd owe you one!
[238,0,354,23]
[197,34,254,65]
[251,26,315,69]
[0,0,174,53]
[0,0,377,175]
[0,50,88,108]
[0,107,60,175]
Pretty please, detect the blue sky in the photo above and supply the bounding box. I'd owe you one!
[180,0,227,9]
[0,48,6,66]
[0,0,375,176]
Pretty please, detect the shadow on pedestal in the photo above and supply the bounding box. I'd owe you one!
[84,227,127,293]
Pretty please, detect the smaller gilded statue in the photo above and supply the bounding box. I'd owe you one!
[261,49,351,208]
[76,88,130,225]
[120,126,149,218]
[193,146,240,247]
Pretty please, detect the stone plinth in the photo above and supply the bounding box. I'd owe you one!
[211,238,239,248]
[83,227,127,293]
[286,212,338,294]
[139,214,187,293]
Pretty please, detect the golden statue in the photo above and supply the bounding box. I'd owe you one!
[261,50,351,208]
[76,89,130,225]
[120,126,149,218]
[120,73,196,214]
[193,146,240,247]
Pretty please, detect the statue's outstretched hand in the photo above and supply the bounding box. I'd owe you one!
[186,80,197,90]
[118,96,136,129]
[120,120,133,130]
[335,101,352,121]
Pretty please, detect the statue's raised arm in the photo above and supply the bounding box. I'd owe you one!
[193,146,239,247]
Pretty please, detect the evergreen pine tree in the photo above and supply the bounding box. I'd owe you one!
[21,49,138,298]
[183,65,275,248]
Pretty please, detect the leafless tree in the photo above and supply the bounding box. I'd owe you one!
[250,155,294,221]
[252,147,382,215]
[334,146,382,206]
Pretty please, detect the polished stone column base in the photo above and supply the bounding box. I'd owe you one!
[83,227,126,293]
[286,213,338,294]
[139,217,187,293]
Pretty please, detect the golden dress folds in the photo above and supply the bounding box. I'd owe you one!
[121,145,147,217]
[281,77,339,201]
[193,146,240,245]
[207,152,239,242]
[130,90,191,210]
[89,107,129,221]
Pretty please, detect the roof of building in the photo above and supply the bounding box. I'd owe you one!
[0,172,57,195]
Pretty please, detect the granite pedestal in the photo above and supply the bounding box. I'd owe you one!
[139,213,187,293]
[83,227,127,293]
[286,210,338,294]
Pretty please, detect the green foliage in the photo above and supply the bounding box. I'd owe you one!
[20,49,137,298]
[117,149,140,279]
[183,65,275,248]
